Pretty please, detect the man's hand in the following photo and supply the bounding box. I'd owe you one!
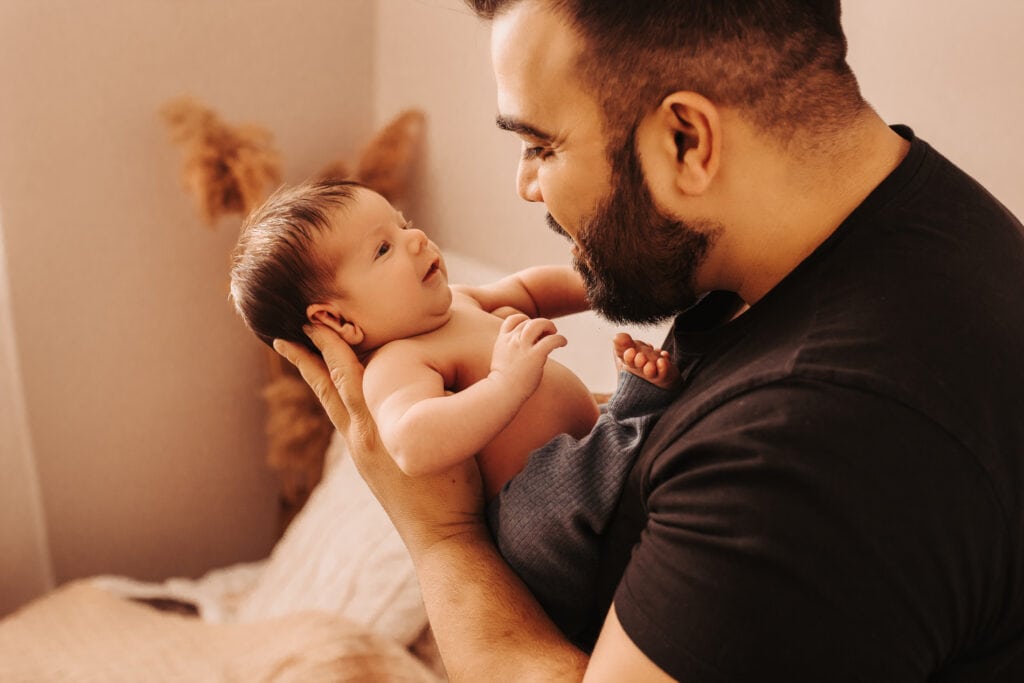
[273,324,486,559]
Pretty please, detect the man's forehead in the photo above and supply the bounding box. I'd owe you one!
[490,0,585,122]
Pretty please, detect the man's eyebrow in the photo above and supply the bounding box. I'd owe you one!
[495,115,555,142]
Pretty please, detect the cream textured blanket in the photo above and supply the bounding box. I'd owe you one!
[0,435,444,681]
[0,581,440,682]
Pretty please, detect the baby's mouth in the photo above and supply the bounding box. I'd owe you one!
[423,258,441,281]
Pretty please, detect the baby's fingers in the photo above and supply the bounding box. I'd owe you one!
[533,331,567,356]
[499,313,530,334]
[518,317,558,344]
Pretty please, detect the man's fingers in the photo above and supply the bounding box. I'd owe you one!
[272,337,309,369]
[273,337,351,434]
[305,324,364,403]
[303,324,384,447]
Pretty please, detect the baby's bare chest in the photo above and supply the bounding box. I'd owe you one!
[418,306,505,390]
[407,304,600,473]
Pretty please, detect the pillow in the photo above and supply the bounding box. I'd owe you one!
[235,433,427,647]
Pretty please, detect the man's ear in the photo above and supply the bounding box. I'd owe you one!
[640,91,721,197]
[306,303,365,346]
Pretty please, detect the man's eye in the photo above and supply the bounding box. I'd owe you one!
[522,146,548,161]
[375,242,391,259]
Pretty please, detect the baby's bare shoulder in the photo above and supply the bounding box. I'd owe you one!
[366,327,462,380]
[361,338,447,405]
[365,335,435,370]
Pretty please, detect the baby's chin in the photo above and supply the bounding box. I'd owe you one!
[396,299,456,345]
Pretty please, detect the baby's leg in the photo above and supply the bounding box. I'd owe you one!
[613,332,681,390]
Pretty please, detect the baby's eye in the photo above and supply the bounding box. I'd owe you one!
[375,242,391,259]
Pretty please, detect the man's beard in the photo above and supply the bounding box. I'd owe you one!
[549,129,721,325]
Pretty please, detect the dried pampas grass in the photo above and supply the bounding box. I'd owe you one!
[161,96,282,226]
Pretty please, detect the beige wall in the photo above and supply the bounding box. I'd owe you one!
[374,0,563,270]
[0,0,376,613]
[0,213,55,615]
[843,1,1024,218]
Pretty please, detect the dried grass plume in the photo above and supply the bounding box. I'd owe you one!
[161,95,282,226]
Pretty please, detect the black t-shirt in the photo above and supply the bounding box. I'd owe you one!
[598,128,1024,680]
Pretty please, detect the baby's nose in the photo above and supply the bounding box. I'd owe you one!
[407,228,428,253]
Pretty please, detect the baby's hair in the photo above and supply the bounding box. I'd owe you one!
[230,179,364,352]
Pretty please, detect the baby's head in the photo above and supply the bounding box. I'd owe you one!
[231,179,451,354]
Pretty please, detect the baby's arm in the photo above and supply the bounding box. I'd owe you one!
[613,332,681,390]
[365,315,567,477]
[455,265,587,319]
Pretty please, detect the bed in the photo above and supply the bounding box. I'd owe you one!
[0,433,446,682]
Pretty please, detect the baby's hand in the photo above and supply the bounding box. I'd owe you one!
[613,332,681,391]
[490,313,567,401]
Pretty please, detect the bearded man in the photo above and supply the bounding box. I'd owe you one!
[277,1,1024,679]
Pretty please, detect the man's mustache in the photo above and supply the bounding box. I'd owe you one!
[545,213,570,240]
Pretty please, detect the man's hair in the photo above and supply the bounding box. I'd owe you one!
[467,0,865,149]
[230,179,362,350]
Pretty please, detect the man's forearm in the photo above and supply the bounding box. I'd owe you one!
[412,527,589,681]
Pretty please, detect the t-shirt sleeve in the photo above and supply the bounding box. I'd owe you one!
[613,379,990,681]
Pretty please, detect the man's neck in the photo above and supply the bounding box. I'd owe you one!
[706,112,911,304]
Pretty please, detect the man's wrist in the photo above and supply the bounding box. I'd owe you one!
[406,518,493,566]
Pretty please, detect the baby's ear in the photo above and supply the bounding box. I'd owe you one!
[306,303,365,346]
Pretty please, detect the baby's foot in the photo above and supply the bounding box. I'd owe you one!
[613,332,681,391]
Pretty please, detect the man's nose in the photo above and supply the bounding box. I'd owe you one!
[517,158,543,203]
